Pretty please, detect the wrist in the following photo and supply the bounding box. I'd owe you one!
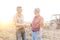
[38,30,40,34]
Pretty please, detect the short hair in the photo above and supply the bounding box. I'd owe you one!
[35,8,40,12]
[17,6,22,9]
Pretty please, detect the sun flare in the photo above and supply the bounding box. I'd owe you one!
[0,15,13,24]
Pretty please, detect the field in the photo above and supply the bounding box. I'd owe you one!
[0,24,60,40]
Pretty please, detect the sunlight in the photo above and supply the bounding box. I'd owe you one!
[1,18,10,24]
[0,0,60,24]
[0,14,13,24]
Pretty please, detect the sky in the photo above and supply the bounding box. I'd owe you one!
[0,0,60,23]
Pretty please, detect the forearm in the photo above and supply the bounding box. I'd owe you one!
[38,24,43,33]
[38,27,41,34]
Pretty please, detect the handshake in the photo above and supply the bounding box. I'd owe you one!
[16,23,29,32]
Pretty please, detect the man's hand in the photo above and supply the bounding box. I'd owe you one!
[38,33,40,38]
[22,24,26,28]
[38,30,41,38]
[16,24,26,30]
[25,28,29,32]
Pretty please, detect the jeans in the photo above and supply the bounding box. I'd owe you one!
[32,31,42,40]
[16,30,26,40]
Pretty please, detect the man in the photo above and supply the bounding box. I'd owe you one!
[31,8,43,40]
[14,6,26,40]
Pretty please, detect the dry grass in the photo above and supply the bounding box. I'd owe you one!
[0,25,60,40]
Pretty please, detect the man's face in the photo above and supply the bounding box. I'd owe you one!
[34,9,40,16]
[17,7,22,13]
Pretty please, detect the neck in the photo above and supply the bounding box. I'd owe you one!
[17,12,21,14]
[35,15,40,17]
[17,13,22,16]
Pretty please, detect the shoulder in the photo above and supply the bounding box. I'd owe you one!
[14,14,17,19]
[38,16,43,20]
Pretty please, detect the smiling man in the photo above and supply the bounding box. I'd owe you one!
[31,8,43,40]
[14,6,26,40]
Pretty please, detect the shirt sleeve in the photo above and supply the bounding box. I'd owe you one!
[13,15,17,26]
[38,16,43,27]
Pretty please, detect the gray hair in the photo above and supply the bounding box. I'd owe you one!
[17,6,22,9]
[35,8,40,12]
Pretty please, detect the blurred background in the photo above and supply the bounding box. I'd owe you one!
[0,0,60,40]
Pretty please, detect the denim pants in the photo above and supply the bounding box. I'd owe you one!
[32,31,42,40]
[16,30,26,40]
